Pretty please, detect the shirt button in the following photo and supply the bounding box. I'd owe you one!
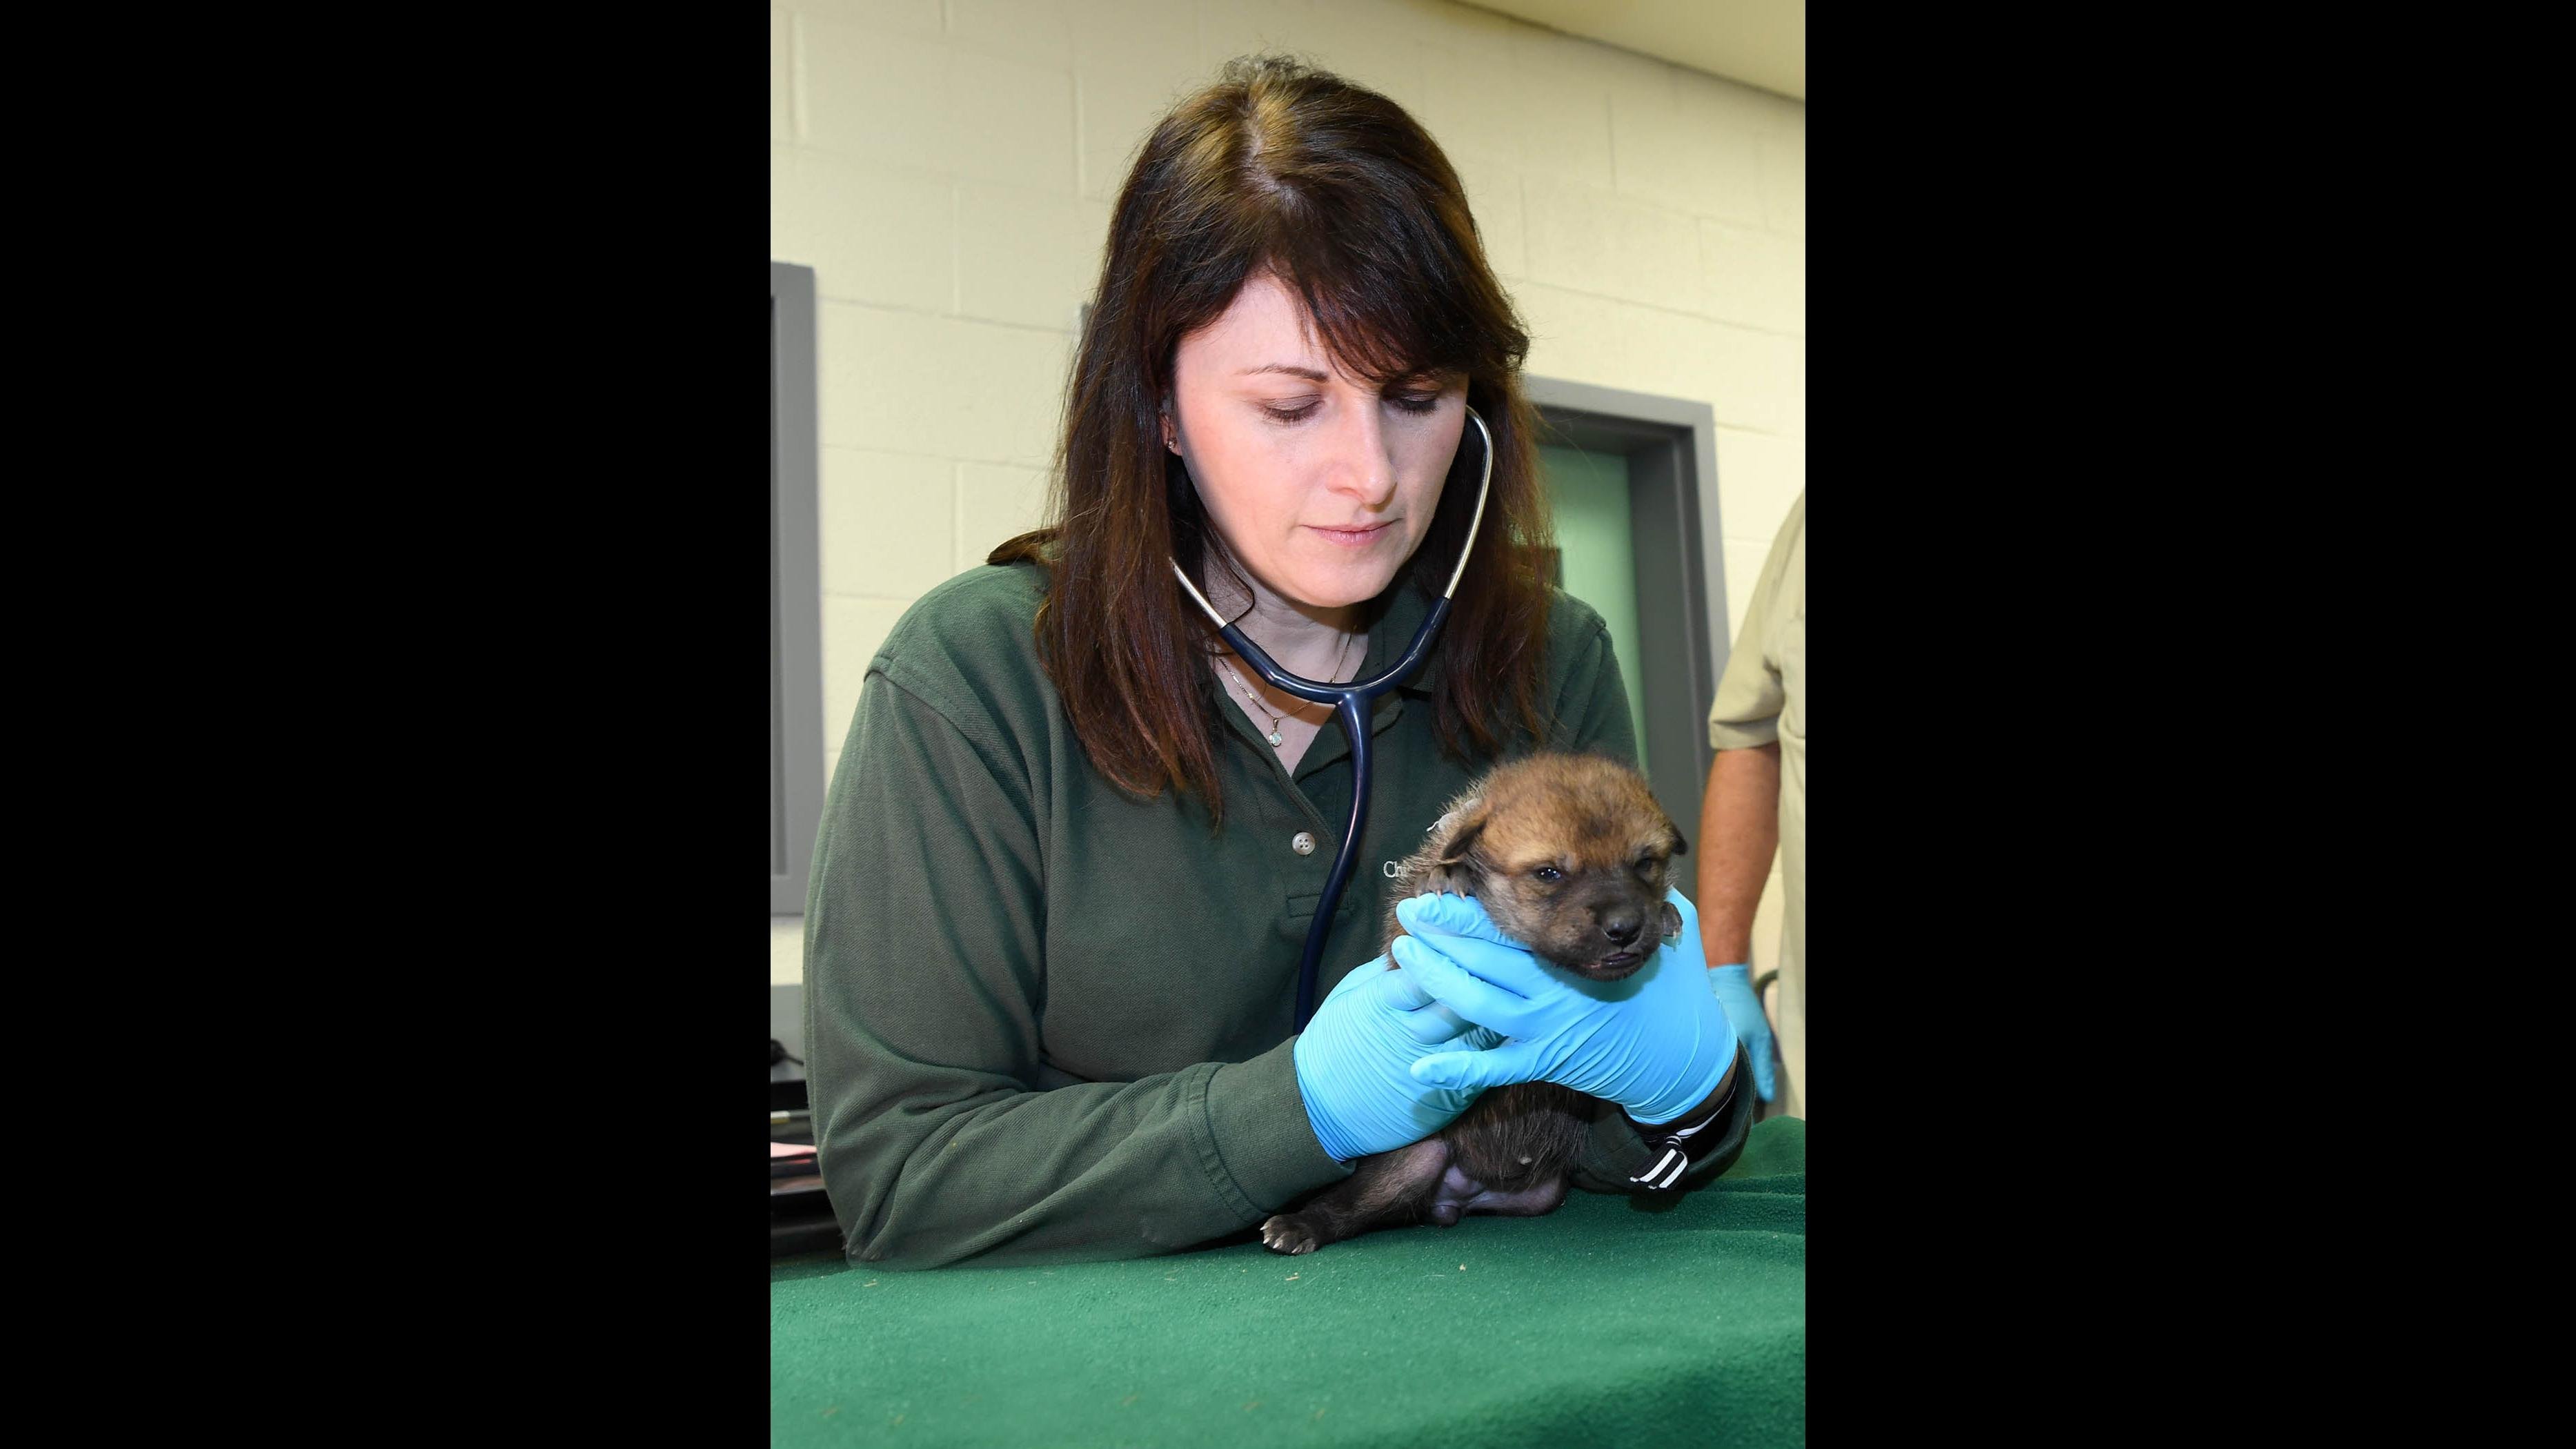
[1291,831,1316,856]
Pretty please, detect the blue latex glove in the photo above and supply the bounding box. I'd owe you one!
[1293,957,1487,1164]
[1707,964,1778,1103]
[1391,889,1736,1125]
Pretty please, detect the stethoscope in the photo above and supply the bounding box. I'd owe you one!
[1169,404,1494,1029]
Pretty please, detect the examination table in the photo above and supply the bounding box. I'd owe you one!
[770,1116,1803,1446]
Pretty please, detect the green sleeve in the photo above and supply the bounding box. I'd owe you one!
[1565,1054,1756,1197]
[1547,600,1639,766]
[802,662,1345,1272]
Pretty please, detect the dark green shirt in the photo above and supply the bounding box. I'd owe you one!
[804,560,1722,1269]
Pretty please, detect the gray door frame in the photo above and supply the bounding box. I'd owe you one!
[773,262,826,914]
[1524,377,1727,858]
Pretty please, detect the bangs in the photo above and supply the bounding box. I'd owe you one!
[1263,222,1483,387]
[1247,115,1507,384]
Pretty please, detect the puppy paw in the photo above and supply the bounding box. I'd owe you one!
[1260,1214,1322,1254]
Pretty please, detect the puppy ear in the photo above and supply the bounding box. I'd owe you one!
[1665,821,1690,857]
[1410,800,1488,898]
[1432,799,1489,871]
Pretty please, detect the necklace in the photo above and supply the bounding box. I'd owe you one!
[1222,628,1358,749]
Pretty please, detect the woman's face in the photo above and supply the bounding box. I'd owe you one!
[1165,272,1468,615]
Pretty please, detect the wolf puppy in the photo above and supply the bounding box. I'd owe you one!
[1261,753,1687,1254]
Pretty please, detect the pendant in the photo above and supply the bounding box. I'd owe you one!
[1267,730,1283,746]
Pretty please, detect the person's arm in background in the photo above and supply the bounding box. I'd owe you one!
[1695,743,1779,967]
[1697,742,1781,1105]
[1696,495,1803,1105]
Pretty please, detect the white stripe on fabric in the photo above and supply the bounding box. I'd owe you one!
[1632,1146,1683,1186]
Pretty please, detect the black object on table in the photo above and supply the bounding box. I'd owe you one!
[771,1077,843,1257]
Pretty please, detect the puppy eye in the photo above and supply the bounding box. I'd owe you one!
[1532,866,1563,883]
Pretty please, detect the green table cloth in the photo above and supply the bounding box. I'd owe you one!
[771,1118,1803,1446]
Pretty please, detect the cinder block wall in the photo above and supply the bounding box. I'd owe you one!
[771,0,1805,987]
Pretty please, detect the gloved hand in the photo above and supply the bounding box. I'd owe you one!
[1707,963,1778,1103]
[1391,889,1736,1125]
[1293,956,1487,1164]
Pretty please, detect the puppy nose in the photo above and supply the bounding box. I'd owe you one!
[1602,915,1641,947]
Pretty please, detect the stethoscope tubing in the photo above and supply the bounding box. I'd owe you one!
[1170,404,1494,1028]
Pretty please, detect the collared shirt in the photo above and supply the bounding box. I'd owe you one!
[806,559,1720,1269]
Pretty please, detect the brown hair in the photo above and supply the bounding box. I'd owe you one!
[991,55,1554,820]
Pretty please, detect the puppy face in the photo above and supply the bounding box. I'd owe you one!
[1423,756,1688,981]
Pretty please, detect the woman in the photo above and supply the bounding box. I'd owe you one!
[804,56,1746,1270]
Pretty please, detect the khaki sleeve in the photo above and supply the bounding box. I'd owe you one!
[1708,494,1803,751]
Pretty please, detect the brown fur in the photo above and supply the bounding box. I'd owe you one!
[1260,753,1687,1254]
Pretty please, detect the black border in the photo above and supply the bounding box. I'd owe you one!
[363,7,2239,1431]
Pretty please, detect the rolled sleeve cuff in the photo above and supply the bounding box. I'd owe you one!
[1194,1037,1354,1223]
[1709,716,1781,751]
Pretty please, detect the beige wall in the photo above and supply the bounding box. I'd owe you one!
[771,0,1805,987]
